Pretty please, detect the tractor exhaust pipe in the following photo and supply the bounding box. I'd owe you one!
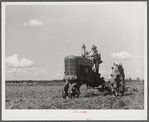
[81,44,86,58]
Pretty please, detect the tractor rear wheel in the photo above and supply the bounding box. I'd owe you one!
[117,80,125,96]
[120,84,125,96]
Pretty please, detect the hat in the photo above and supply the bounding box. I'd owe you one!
[92,45,97,49]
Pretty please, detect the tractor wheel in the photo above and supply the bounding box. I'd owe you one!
[62,88,66,99]
[113,89,119,96]
[68,89,72,98]
[68,83,73,98]
[68,83,80,98]
[68,91,72,98]
[121,84,125,96]
[73,85,80,98]
[121,87,124,95]
[62,82,69,99]
[122,81,126,95]
[118,80,125,96]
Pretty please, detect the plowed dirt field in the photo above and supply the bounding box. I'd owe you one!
[5,81,144,109]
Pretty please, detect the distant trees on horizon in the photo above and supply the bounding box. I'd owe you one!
[125,77,144,82]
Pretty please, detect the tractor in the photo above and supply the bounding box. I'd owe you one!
[62,44,105,98]
[62,44,125,98]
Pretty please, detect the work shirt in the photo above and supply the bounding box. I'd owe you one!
[93,50,99,60]
[91,50,101,62]
[86,49,102,64]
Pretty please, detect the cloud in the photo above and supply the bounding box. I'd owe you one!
[110,52,132,59]
[5,54,34,68]
[23,19,43,26]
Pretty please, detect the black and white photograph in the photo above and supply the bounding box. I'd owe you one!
[2,2,147,120]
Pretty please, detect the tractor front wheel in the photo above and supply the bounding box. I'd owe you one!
[68,83,80,98]
[62,82,69,99]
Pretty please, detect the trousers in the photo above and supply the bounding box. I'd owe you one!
[92,61,99,73]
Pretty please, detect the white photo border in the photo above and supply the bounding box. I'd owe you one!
[2,2,147,120]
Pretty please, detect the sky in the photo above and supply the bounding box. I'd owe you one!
[4,2,147,81]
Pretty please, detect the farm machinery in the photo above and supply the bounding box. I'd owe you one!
[62,44,125,98]
[110,63,125,96]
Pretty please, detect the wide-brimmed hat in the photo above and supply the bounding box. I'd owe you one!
[91,45,97,49]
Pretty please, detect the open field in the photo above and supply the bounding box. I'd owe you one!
[5,81,144,109]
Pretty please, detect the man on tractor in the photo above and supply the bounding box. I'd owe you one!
[89,45,103,73]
